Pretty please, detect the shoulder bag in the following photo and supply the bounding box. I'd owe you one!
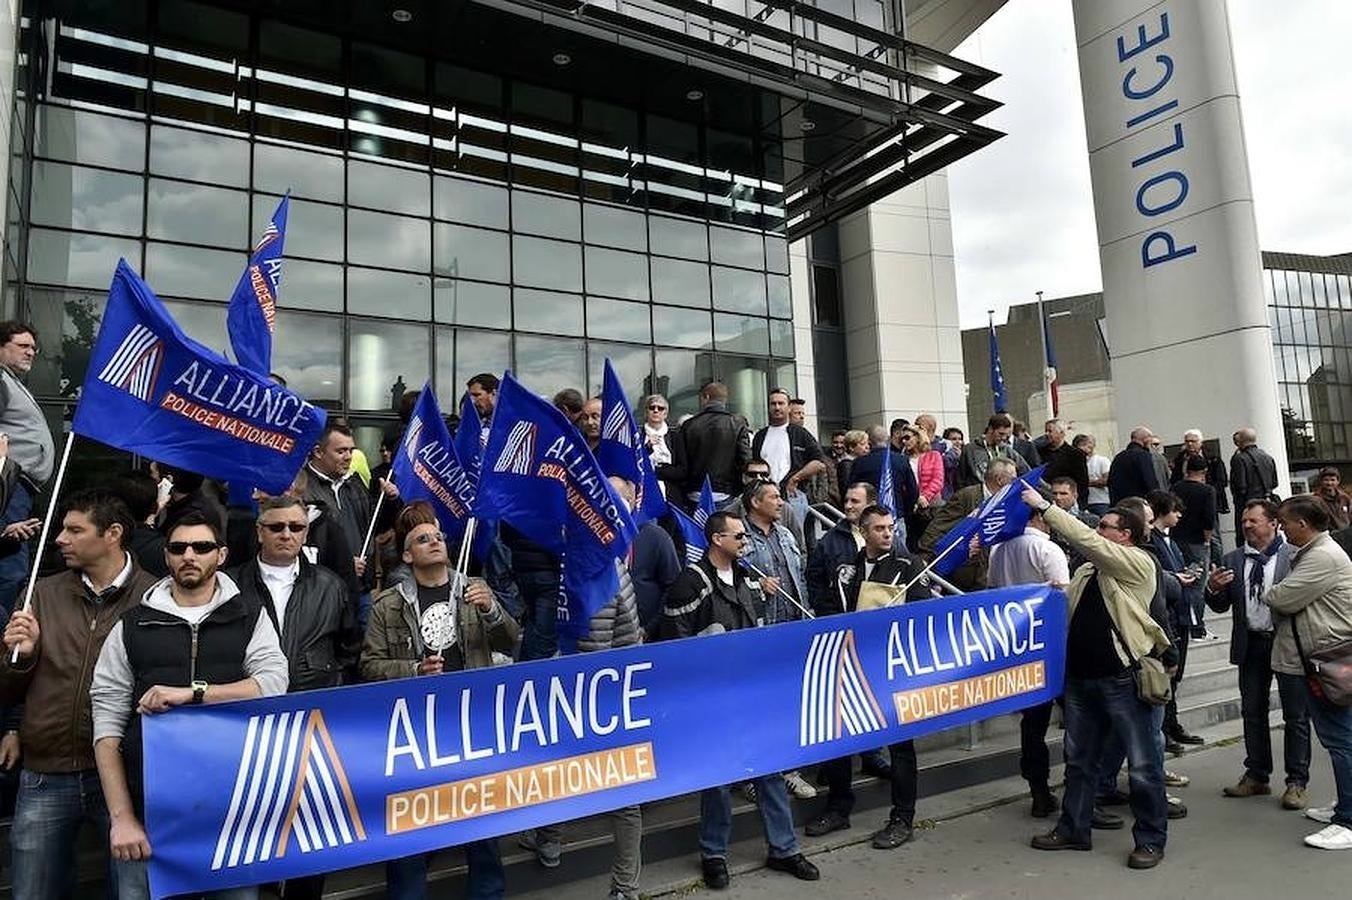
[1291,612,1352,706]
[1107,614,1172,706]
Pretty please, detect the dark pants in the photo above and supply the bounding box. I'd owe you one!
[1305,686,1352,828]
[1239,632,1311,785]
[1020,701,1056,789]
[385,840,505,900]
[10,769,110,900]
[1059,673,1168,851]
[1162,619,1190,736]
[822,740,917,826]
[0,483,34,612]
[276,875,325,900]
[516,568,562,661]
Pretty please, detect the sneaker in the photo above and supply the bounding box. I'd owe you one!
[804,811,851,837]
[1282,783,1308,810]
[1306,805,1337,824]
[740,782,758,804]
[870,819,914,849]
[1223,775,1272,798]
[1167,795,1188,819]
[518,829,562,868]
[1163,770,1190,788]
[783,770,818,799]
[1304,823,1352,850]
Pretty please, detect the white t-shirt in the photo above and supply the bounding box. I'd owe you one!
[1087,454,1111,506]
[258,558,300,634]
[172,601,214,626]
[715,565,736,587]
[762,425,792,483]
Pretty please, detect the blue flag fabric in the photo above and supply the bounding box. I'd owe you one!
[455,391,484,489]
[597,359,667,526]
[389,384,475,545]
[477,374,638,639]
[879,442,897,515]
[74,260,326,495]
[227,194,289,377]
[989,318,1008,413]
[671,477,715,564]
[932,466,1047,576]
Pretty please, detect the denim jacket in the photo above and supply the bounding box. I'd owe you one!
[744,518,807,624]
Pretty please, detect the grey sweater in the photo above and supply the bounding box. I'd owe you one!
[0,366,54,483]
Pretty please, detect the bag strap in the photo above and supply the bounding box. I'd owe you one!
[1105,610,1141,670]
[1290,612,1314,675]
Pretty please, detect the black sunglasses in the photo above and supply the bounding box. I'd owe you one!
[648,404,666,412]
[166,540,220,556]
[261,522,307,534]
[405,530,446,549]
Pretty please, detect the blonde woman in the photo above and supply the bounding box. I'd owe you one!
[835,429,870,493]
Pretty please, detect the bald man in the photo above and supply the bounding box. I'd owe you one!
[1107,426,1162,504]
[1230,427,1279,537]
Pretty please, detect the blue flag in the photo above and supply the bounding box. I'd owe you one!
[455,391,484,489]
[597,359,667,526]
[477,374,638,639]
[671,476,715,564]
[989,316,1007,413]
[932,465,1046,576]
[879,442,897,515]
[390,383,476,545]
[227,194,289,377]
[74,260,326,495]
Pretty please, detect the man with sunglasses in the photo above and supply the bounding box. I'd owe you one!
[90,511,288,899]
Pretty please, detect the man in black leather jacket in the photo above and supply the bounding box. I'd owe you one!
[672,381,752,507]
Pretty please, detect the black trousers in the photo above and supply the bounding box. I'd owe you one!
[1162,623,1190,735]
[823,740,917,826]
[1239,631,1312,785]
[1020,700,1056,788]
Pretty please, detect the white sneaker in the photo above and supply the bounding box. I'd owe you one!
[1304,823,1352,850]
[1305,805,1337,825]
[783,770,818,799]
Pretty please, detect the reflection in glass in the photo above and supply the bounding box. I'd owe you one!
[583,203,646,251]
[254,141,344,203]
[714,312,769,354]
[514,289,583,335]
[30,163,143,235]
[513,235,582,292]
[651,257,710,308]
[146,243,247,300]
[349,319,430,411]
[511,190,580,241]
[767,274,792,319]
[585,247,648,301]
[435,223,509,284]
[587,297,651,344]
[348,158,430,216]
[765,235,790,274]
[36,107,145,171]
[272,309,342,407]
[434,175,508,229]
[23,286,108,397]
[347,209,430,272]
[28,229,142,289]
[347,267,430,319]
[770,318,794,357]
[514,334,585,397]
[454,329,512,400]
[712,266,767,316]
[150,124,249,187]
[652,305,711,349]
[252,194,343,261]
[587,342,651,402]
[281,259,343,312]
[654,347,713,420]
[148,179,248,248]
[710,225,764,269]
[650,215,708,260]
[718,355,769,429]
[434,279,511,329]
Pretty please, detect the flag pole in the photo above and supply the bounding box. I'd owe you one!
[10,431,77,663]
[358,488,386,561]
[742,559,815,620]
[887,536,968,606]
[1036,289,1053,424]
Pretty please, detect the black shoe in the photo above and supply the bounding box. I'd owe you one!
[1099,789,1130,806]
[1092,807,1125,830]
[1167,797,1188,819]
[1127,846,1165,869]
[765,853,819,880]
[804,811,851,837]
[1172,730,1204,745]
[1031,830,1091,851]
[860,751,892,780]
[1030,788,1060,819]
[701,857,730,890]
[870,819,914,849]
[1164,738,1185,755]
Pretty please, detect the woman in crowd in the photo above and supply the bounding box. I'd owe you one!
[900,423,944,551]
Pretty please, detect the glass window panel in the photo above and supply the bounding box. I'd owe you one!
[347,267,430,319]
[149,124,248,187]
[513,335,585,397]
[348,159,430,216]
[712,266,768,315]
[434,279,511,329]
[513,235,581,292]
[710,225,765,269]
[162,299,228,355]
[272,309,342,408]
[147,179,248,248]
[254,142,344,203]
[1340,275,1352,310]
[251,194,343,261]
[773,360,797,399]
[583,203,646,251]
[435,223,509,284]
[347,209,430,272]
[1272,270,1289,305]
[145,243,245,300]
[716,355,769,429]
[585,247,648,301]
[349,319,429,412]
[23,286,108,397]
[27,229,141,289]
[1315,274,1330,308]
[35,107,145,171]
[453,328,512,401]
[767,273,791,318]
[653,347,713,420]
[586,342,651,401]
[650,215,708,260]
[770,318,794,357]
[1299,272,1315,308]
[30,162,143,235]
[714,312,769,354]
[281,259,343,312]
[514,289,583,335]
[434,175,508,229]
[511,190,580,241]
[652,305,712,349]
[651,257,710,308]
[587,296,651,344]
[1261,269,1275,305]
[765,235,790,274]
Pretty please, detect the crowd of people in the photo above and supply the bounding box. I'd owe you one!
[0,316,1348,900]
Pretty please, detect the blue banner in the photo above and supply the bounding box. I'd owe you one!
[227,193,289,377]
[989,318,1008,414]
[670,476,714,564]
[597,359,666,526]
[73,260,326,495]
[477,374,637,639]
[143,585,1066,896]
[932,467,1046,576]
[455,391,484,489]
[879,442,897,515]
[390,383,475,544]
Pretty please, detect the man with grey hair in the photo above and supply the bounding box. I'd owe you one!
[1169,429,1229,545]
[1041,419,1089,508]
[1230,427,1279,537]
[920,458,1018,591]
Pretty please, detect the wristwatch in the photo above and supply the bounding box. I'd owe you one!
[1038,499,1052,513]
[190,680,208,704]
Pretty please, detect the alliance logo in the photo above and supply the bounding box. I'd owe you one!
[800,630,886,747]
[403,418,424,465]
[492,421,537,476]
[211,710,366,871]
[602,403,632,447]
[97,324,164,402]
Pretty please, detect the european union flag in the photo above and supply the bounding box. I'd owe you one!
[879,442,897,515]
[989,315,1008,414]
[454,390,484,488]
[477,374,638,640]
[932,466,1047,576]
[74,260,326,495]
[671,476,715,564]
[390,383,475,544]
[227,193,288,377]
[596,359,666,526]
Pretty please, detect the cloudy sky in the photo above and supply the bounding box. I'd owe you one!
[948,1,1352,327]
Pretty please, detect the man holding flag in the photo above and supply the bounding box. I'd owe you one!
[919,458,1020,591]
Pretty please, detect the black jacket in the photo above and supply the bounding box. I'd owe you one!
[1229,445,1279,506]
[128,525,168,578]
[229,557,361,692]
[659,557,763,638]
[673,403,752,496]
[847,446,918,515]
[751,423,824,490]
[1041,442,1090,509]
[227,498,362,602]
[843,546,932,612]
[630,521,681,637]
[1107,442,1160,503]
[805,518,859,616]
[1169,451,1230,514]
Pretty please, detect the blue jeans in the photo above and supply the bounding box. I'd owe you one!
[112,859,256,900]
[0,483,34,612]
[516,568,562,662]
[699,774,798,860]
[385,840,505,900]
[1304,686,1352,828]
[1060,673,1168,851]
[11,769,110,900]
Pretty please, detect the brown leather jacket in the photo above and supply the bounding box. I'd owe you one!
[0,560,159,773]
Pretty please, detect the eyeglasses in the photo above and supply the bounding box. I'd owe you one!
[717,531,749,542]
[166,540,220,556]
[648,404,667,412]
[7,341,36,354]
[406,530,446,548]
[260,522,307,534]
[1096,522,1126,533]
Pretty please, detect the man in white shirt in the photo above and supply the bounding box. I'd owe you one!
[1079,434,1111,516]
[752,390,826,533]
[988,501,1069,820]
